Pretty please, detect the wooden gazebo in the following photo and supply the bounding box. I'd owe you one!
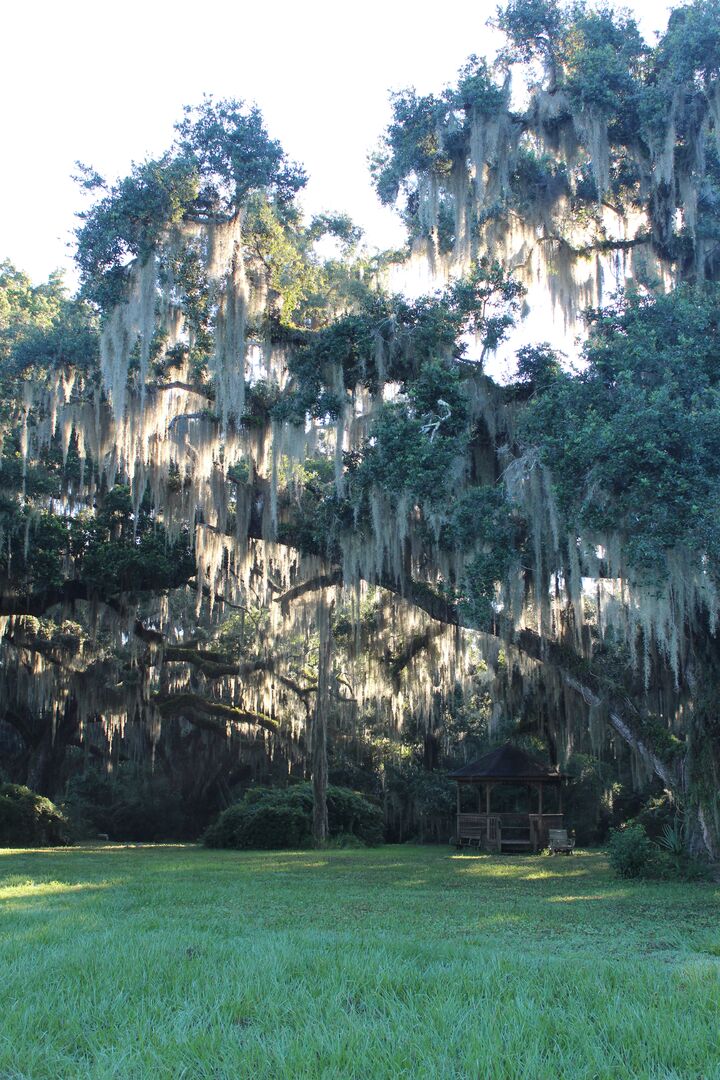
[450,743,567,853]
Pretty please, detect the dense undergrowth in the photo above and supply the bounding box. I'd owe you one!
[0,784,71,848]
[203,784,384,849]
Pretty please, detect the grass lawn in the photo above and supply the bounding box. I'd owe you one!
[0,845,718,1079]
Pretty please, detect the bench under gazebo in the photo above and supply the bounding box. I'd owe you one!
[450,743,567,853]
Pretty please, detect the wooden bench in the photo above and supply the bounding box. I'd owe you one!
[548,828,575,855]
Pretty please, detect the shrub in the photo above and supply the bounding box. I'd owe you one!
[204,798,310,850]
[204,784,383,849]
[563,753,618,844]
[653,819,713,881]
[0,784,72,847]
[607,822,654,878]
[652,848,713,882]
[631,794,676,841]
[656,819,685,857]
[327,832,366,849]
[326,786,384,845]
[608,819,714,882]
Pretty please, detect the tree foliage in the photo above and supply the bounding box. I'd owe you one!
[2,11,720,858]
[75,96,306,308]
[521,285,720,575]
[0,784,71,847]
[372,0,720,277]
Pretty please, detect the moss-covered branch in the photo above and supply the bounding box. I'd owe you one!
[152,693,278,735]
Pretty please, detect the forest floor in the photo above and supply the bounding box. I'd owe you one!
[0,845,718,1079]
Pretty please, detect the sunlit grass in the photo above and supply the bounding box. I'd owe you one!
[1,845,719,1078]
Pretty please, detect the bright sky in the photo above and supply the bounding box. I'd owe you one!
[2,0,672,287]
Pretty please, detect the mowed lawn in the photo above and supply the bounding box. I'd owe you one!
[0,846,719,1080]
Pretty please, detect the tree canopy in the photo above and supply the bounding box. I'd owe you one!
[2,6,720,854]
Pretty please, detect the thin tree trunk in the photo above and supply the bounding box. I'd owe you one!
[312,597,333,844]
[26,702,78,797]
[26,728,54,795]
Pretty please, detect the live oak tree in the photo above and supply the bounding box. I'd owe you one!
[2,0,720,852]
[372,0,720,294]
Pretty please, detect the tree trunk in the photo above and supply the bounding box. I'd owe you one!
[25,727,55,795]
[311,598,333,844]
[685,726,720,860]
[423,731,440,771]
[23,700,81,800]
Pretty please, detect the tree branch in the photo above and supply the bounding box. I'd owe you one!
[0,580,90,617]
[152,381,213,398]
[117,603,271,678]
[152,692,279,735]
[275,571,343,614]
[0,524,680,804]
[563,674,677,791]
[385,625,447,684]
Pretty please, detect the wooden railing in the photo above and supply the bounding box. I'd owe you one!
[456,813,502,851]
[457,812,565,852]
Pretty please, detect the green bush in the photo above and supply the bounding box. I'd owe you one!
[630,795,676,840]
[204,799,310,850]
[326,786,384,845]
[563,753,618,844]
[0,784,72,847]
[204,784,383,849]
[327,832,367,849]
[609,816,713,882]
[653,820,713,881]
[608,823,654,878]
[652,848,713,882]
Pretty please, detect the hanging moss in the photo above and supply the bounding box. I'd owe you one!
[371,0,720,324]
[4,36,720,858]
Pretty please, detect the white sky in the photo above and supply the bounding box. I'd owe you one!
[2,0,672,286]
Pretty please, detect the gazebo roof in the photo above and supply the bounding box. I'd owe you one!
[448,742,564,783]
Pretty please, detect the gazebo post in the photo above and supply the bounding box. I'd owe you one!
[536,783,544,851]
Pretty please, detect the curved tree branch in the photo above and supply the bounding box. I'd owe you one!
[152,692,279,735]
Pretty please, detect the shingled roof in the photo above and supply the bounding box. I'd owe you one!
[448,742,563,782]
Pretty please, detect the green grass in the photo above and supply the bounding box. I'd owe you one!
[1,845,719,1079]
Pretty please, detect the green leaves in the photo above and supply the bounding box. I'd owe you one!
[657,0,720,85]
[521,285,720,579]
[81,532,194,596]
[370,90,451,208]
[374,0,720,276]
[350,402,458,505]
[75,155,199,307]
[495,0,564,69]
[563,6,646,115]
[75,97,307,310]
[0,262,97,382]
[175,97,306,212]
